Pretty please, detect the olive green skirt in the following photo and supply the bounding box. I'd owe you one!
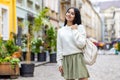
[62,53,89,79]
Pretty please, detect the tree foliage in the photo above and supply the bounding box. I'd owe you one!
[34,8,50,32]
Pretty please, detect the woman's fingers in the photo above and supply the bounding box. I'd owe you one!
[59,66,63,73]
[71,24,77,29]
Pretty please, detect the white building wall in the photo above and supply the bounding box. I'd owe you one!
[16,0,43,34]
[114,9,120,38]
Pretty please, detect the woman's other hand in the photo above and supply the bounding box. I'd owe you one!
[59,66,63,73]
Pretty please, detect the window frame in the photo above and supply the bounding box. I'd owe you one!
[0,5,9,40]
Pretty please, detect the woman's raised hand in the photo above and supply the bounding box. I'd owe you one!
[71,24,78,30]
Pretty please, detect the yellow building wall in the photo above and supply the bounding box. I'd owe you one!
[0,0,16,39]
[0,5,1,37]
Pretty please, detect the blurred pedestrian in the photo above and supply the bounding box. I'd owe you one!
[57,7,89,80]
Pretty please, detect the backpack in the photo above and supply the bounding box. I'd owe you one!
[82,39,98,65]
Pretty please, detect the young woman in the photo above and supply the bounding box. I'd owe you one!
[57,7,90,80]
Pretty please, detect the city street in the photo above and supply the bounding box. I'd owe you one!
[16,54,120,80]
[0,0,120,80]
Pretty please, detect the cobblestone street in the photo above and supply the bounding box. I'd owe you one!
[15,55,120,80]
[88,55,120,80]
[1,0,120,80]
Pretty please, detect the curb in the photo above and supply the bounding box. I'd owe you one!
[35,61,49,67]
[20,61,50,67]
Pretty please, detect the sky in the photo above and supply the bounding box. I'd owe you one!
[90,0,120,2]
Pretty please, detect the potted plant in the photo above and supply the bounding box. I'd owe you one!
[21,34,27,55]
[21,34,27,61]
[31,37,46,62]
[32,37,46,62]
[20,8,50,77]
[20,23,35,77]
[46,26,57,63]
[21,34,35,61]
[33,8,50,62]
[0,38,20,79]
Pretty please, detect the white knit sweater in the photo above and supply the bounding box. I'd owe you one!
[57,24,86,66]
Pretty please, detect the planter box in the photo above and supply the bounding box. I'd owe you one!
[0,62,20,78]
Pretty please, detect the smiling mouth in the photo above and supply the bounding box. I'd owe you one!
[67,16,71,19]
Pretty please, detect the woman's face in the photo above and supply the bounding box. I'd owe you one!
[65,8,75,22]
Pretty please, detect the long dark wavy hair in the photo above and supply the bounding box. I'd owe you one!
[64,7,82,26]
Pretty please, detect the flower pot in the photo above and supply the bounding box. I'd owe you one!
[37,52,46,62]
[0,62,20,79]
[50,53,57,63]
[20,63,35,77]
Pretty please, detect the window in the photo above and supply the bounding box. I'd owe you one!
[27,0,33,10]
[17,0,23,6]
[16,17,23,46]
[0,5,9,40]
[35,4,40,12]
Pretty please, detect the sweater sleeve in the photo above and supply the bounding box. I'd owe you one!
[72,25,86,49]
[57,29,63,67]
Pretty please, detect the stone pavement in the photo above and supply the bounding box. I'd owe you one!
[16,55,120,80]
[87,55,120,80]
[1,55,120,80]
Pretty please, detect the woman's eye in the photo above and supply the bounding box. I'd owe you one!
[67,11,74,15]
[67,11,70,13]
[71,13,74,15]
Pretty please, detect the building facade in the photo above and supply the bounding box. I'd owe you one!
[16,0,42,34]
[113,8,120,39]
[81,0,101,41]
[43,0,59,28]
[99,1,120,42]
[0,0,43,40]
[16,0,43,45]
[0,0,16,40]
[0,0,102,42]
